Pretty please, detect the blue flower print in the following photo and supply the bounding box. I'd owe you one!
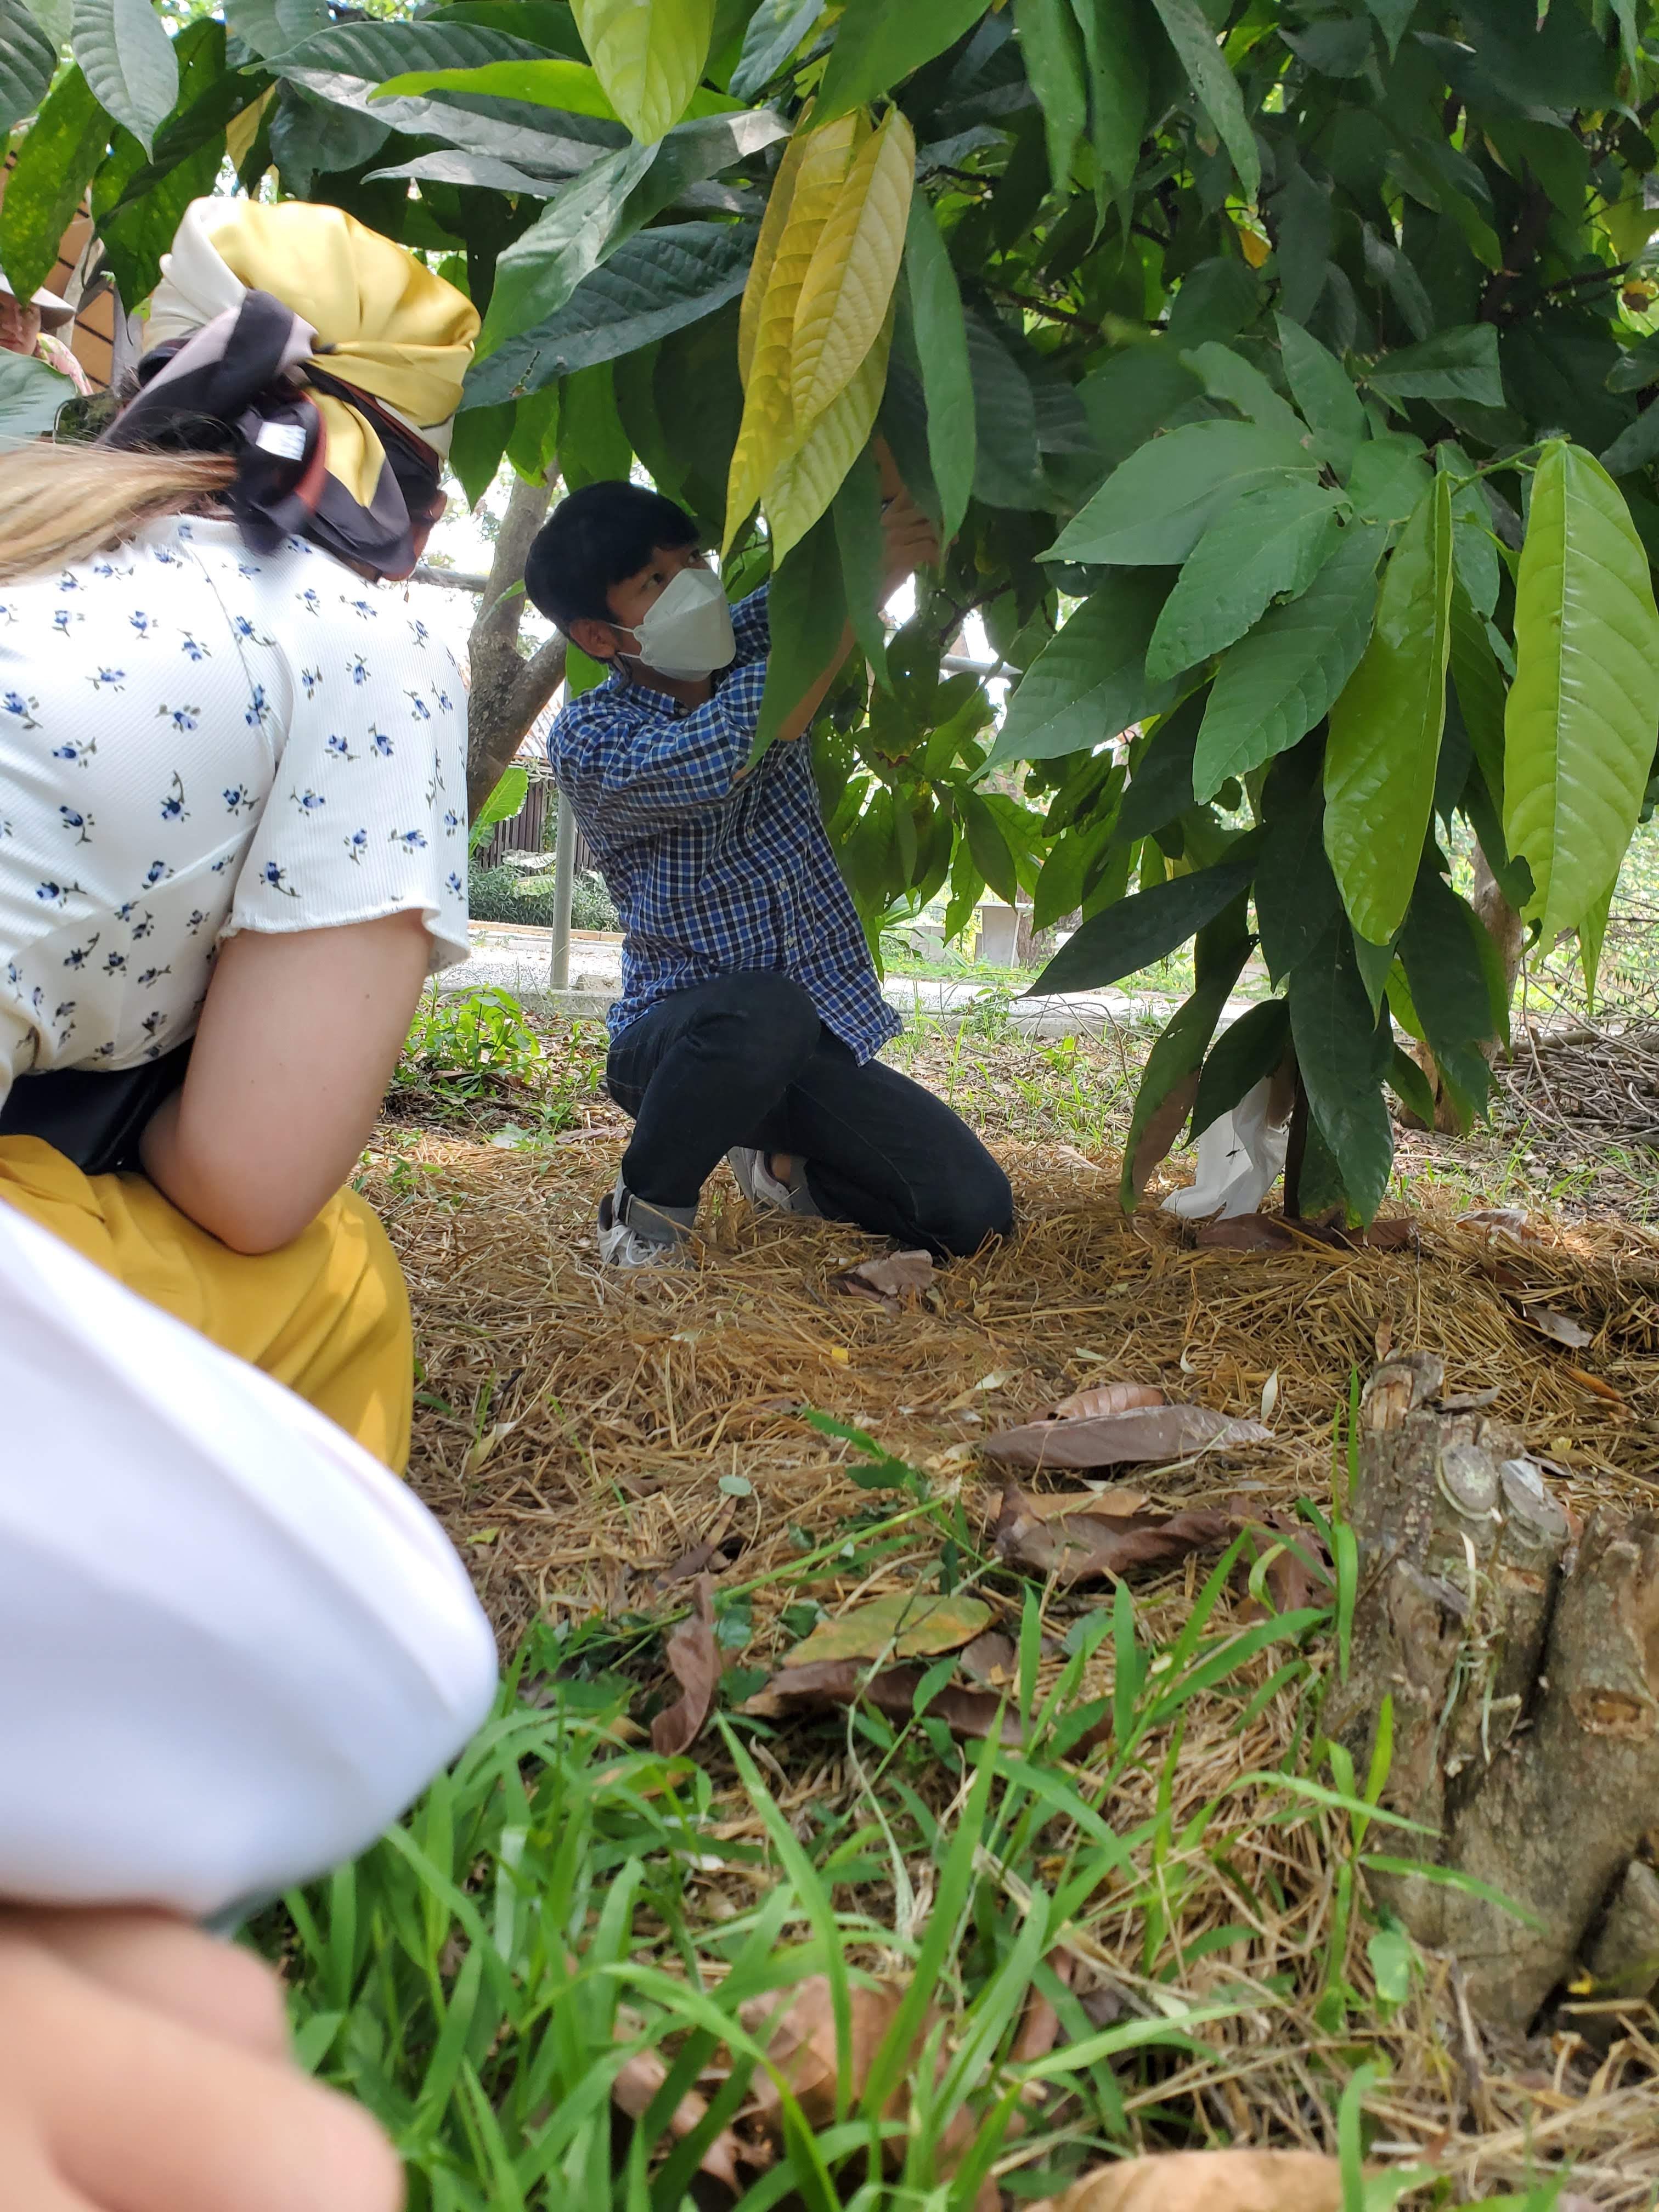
[90,1041,116,1061]
[408,619,430,648]
[222,785,257,815]
[347,654,369,686]
[150,543,182,567]
[445,871,462,896]
[176,522,194,541]
[237,561,262,579]
[245,684,269,727]
[5,692,40,729]
[324,733,357,764]
[348,598,376,620]
[345,828,369,866]
[51,608,80,637]
[0,602,14,624]
[301,665,322,698]
[142,860,172,888]
[52,737,95,766]
[88,668,125,692]
[231,614,273,645]
[407,690,432,721]
[300,588,321,616]
[258,861,301,899]
[91,558,117,577]
[62,936,99,970]
[179,633,210,662]
[53,1003,75,1039]
[391,829,428,853]
[369,728,393,758]
[136,966,172,990]
[129,610,155,636]
[57,572,77,592]
[140,1010,167,1044]
[115,901,136,922]
[58,805,93,845]
[159,704,200,736]
[29,986,44,1017]
[443,809,461,837]
[4,961,18,990]
[129,911,154,942]
[291,787,326,815]
[186,910,207,935]
[159,773,190,823]
[433,688,455,714]
[34,881,80,909]
[210,856,231,875]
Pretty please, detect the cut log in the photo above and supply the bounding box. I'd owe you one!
[1329,1356,1659,2032]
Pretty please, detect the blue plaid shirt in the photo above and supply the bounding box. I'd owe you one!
[548,585,901,1059]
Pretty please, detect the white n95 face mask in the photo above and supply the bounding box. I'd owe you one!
[624,564,737,680]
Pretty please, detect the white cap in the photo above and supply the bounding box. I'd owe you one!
[0,266,74,330]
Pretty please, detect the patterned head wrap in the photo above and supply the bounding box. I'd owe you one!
[101,200,479,580]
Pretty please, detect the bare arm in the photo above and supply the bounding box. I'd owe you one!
[140,913,431,1254]
[777,487,942,744]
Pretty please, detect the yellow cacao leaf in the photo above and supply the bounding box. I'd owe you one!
[789,106,915,433]
[738,127,810,389]
[765,301,893,561]
[724,111,865,549]
[571,0,715,144]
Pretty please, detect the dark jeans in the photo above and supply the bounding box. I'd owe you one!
[605,972,1014,1258]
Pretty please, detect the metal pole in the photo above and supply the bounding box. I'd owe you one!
[548,788,576,990]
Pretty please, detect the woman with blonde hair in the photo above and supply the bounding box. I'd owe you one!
[0,195,481,1470]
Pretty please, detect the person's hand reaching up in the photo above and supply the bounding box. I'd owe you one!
[879,487,942,594]
[0,1906,402,2212]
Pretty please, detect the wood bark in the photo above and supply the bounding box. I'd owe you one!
[1328,1356,1659,2030]
[464,473,568,815]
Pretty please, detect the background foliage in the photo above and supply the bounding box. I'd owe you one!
[9,0,1659,1219]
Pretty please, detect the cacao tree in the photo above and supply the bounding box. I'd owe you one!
[8,0,1659,1221]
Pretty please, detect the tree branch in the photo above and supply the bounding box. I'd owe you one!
[464,471,564,814]
[1480,182,1555,324]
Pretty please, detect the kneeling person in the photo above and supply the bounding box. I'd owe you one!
[526,482,1013,1269]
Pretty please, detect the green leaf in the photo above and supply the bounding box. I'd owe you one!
[271,80,390,188]
[965,304,1044,512]
[450,402,514,505]
[812,0,986,127]
[958,789,1019,905]
[1181,340,1309,451]
[729,0,823,99]
[832,443,889,691]
[1504,439,1659,941]
[1148,0,1259,200]
[506,382,560,481]
[569,0,716,142]
[1031,832,1263,995]
[1324,476,1454,945]
[1598,403,1659,481]
[1047,419,1314,568]
[1077,343,1203,474]
[556,359,631,487]
[1254,770,1341,987]
[0,0,58,134]
[0,350,74,438]
[1288,924,1393,1223]
[1363,325,1504,411]
[19,0,69,43]
[1192,996,1290,1139]
[1447,575,1505,804]
[1147,480,1344,685]
[904,195,975,548]
[93,17,227,305]
[1193,520,1384,799]
[1271,165,1331,328]
[1386,1043,1436,1126]
[1071,0,1147,210]
[474,140,660,355]
[464,222,751,406]
[754,511,846,761]
[1345,431,1431,526]
[1032,814,1115,930]
[1580,873,1615,1012]
[1397,865,1495,1125]
[1276,313,1365,477]
[72,0,178,156]
[988,571,1176,770]
[0,67,109,308]
[1364,0,1415,56]
[1120,954,1249,1210]
[1115,691,1203,843]
[225,0,326,57]
[375,55,743,123]
[1013,0,1086,194]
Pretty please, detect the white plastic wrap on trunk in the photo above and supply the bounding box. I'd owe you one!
[1161,1076,1290,1221]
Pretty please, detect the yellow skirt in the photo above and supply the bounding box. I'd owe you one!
[0,1135,413,1472]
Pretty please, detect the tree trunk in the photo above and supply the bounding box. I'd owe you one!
[464,472,568,816]
[1325,1355,1659,2033]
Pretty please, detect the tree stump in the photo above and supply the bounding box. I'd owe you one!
[1325,1355,1659,2032]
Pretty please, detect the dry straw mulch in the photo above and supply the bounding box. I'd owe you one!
[369,1125,1659,2201]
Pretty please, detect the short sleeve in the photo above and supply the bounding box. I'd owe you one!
[227,565,471,973]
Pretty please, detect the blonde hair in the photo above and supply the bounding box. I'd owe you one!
[0,444,236,584]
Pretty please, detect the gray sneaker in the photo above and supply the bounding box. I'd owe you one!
[596,1177,697,1268]
[727,1147,821,1217]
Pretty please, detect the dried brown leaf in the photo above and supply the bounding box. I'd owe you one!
[1523,1305,1594,1349]
[1361,1216,1419,1251]
[650,1575,721,1757]
[833,1249,934,1314]
[1014,1485,1151,1521]
[608,2051,749,2189]
[787,1590,992,1666]
[984,1404,1271,1471]
[995,1485,1239,1583]
[959,1629,1017,1686]
[1458,1205,1534,1238]
[1230,1501,1333,1616]
[743,1658,1023,1745]
[1043,1380,1168,1421]
[1029,2148,1342,2212]
[1008,1949,1073,2065]
[1195,1216,1300,1251]
[1129,1069,1200,1198]
[746,1976,909,2130]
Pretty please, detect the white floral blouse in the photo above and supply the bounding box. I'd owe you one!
[0,515,470,1102]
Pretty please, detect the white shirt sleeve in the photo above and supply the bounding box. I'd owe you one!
[225,563,471,973]
[0,1203,498,1918]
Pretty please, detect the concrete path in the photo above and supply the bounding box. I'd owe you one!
[441,927,1256,1038]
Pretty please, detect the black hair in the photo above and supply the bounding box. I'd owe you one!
[523,479,700,632]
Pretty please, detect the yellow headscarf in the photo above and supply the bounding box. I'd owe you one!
[144,200,479,511]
